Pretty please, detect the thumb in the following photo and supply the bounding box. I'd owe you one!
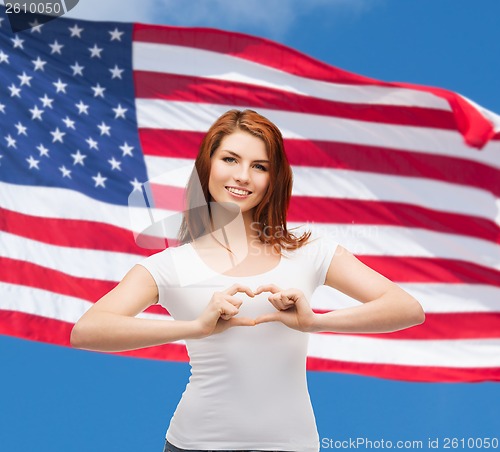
[255,312,281,325]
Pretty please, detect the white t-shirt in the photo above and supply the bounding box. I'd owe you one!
[138,233,338,451]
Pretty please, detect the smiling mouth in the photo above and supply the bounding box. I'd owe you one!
[225,186,252,196]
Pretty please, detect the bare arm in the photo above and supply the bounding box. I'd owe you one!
[315,245,425,333]
[70,265,255,352]
[255,245,425,333]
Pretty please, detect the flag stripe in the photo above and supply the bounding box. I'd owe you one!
[135,101,500,166]
[134,70,459,130]
[139,129,500,197]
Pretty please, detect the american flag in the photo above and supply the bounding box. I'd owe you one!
[1,8,499,383]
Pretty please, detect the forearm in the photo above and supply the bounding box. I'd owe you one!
[70,312,202,352]
[310,288,425,334]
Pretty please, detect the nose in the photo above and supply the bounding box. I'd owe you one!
[233,165,250,184]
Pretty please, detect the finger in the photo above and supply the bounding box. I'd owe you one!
[225,295,244,309]
[226,284,254,298]
[269,293,295,311]
[219,301,239,319]
[254,284,282,295]
[227,316,256,327]
[254,312,281,325]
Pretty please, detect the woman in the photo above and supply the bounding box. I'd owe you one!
[71,109,425,452]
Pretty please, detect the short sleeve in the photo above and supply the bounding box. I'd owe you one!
[137,248,177,306]
[305,233,339,287]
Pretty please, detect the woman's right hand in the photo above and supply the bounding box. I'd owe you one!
[195,284,256,337]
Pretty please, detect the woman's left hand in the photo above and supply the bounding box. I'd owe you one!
[253,284,317,332]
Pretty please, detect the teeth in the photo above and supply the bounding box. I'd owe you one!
[226,187,251,196]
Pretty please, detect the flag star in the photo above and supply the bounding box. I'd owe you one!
[30,105,45,120]
[91,83,106,98]
[37,144,50,157]
[15,122,28,136]
[59,165,72,178]
[26,156,40,169]
[71,150,87,165]
[8,84,21,98]
[75,100,89,115]
[49,40,64,55]
[50,127,66,143]
[29,19,43,33]
[88,44,103,58]
[69,24,84,38]
[5,135,17,148]
[113,104,128,119]
[62,116,76,129]
[120,142,134,157]
[70,61,84,76]
[130,178,143,192]
[109,28,124,41]
[0,103,6,114]
[32,56,47,71]
[11,35,24,49]
[40,94,54,108]
[0,50,9,64]
[18,72,33,86]
[53,78,68,93]
[97,121,111,136]
[86,137,99,150]
[109,64,124,79]
[92,172,107,188]
[108,157,122,171]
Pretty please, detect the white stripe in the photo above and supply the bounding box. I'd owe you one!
[0,283,174,326]
[312,284,500,313]
[143,156,499,224]
[133,42,451,110]
[293,223,500,271]
[0,181,176,238]
[136,100,500,169]
[0,231,140,281]
[308,334,500,368]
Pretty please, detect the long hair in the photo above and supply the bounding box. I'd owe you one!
[178,109,310,252]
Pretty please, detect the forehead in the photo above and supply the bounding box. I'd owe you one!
[216,131,267,159]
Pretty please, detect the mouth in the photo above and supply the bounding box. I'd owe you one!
[225,186,252,197]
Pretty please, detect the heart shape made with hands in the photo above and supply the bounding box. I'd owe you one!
[216,283,313,331]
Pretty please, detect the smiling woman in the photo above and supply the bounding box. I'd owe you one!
[70,109,424,452]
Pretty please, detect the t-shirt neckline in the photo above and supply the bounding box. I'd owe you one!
[186,242,283,279]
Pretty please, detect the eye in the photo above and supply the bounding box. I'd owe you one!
[254,163,268,171]
[222,157,236,163]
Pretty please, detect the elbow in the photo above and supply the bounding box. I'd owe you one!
[408,298,426,327]
[70,322,85,349]
[70,320,95,350]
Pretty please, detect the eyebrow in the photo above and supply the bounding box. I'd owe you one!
[221,150,270,164]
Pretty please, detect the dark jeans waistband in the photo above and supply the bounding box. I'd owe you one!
[163,439,292,452]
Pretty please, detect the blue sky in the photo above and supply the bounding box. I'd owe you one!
[1,1,499,451]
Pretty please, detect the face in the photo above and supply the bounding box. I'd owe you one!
[208,130,270,216]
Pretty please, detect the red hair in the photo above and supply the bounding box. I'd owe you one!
[178,109,310,252]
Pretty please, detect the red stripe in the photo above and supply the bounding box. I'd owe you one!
[1,257,116,302]
[306,357,500,382]
[0,310,188,361]
[139,129,500,197]
[0,258,168,317]
[313,312,500,340]
[135,71,458,130]
[132,24,376,86]
[288,197,499,244]
[357,256,500,287]
[147,183,499,244]
[132,25,495,149]
[0,207,164,255]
